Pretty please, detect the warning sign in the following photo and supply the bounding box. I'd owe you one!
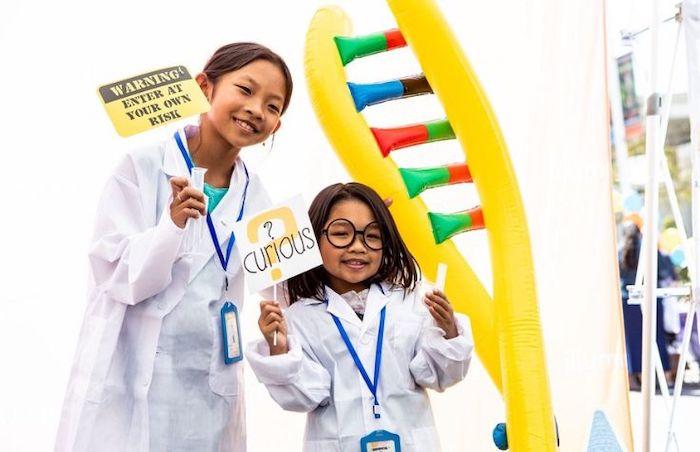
[98,66,210,137]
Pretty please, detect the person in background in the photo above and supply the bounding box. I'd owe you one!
[619,222,675,390]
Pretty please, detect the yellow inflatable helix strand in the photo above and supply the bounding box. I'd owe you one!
[304,0,556,450]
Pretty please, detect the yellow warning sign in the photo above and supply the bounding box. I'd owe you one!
[97,66,210,137]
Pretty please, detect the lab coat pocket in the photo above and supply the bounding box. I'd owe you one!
[390,317,422,388]
[209,317,242,397]
[408,426,441,449]
[390,317,421,357]
[303,439,341,452]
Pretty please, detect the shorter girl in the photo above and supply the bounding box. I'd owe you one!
[247,182,473,451]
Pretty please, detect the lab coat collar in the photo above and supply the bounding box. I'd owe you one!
[324,286,363,328]
[163,129,190,178]
[360,282,393,336]
[322,282,393,331]
[301,296,325,306]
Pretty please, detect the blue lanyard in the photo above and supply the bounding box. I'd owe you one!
[174,131,249,273]
[327,288,386,419]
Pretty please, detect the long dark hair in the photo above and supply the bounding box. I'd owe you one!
[287,183,420,303]
[203,42,293,114]
[620,222,642,271]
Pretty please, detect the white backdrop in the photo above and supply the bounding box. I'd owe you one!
[0,0,627,450]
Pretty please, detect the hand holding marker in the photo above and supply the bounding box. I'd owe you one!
[425,263,459,339]
[169,177,206,230]
[188,167,207,251]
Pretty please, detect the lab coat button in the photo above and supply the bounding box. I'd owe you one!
[143,379,150,387]
[157,302,165,310]
[361,335,370,344]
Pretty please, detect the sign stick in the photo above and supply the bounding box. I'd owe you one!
[273,284,278,347]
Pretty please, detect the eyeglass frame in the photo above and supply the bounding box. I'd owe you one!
[320,218,384,251]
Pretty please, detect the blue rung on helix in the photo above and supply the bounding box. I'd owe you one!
[347,80,405,112]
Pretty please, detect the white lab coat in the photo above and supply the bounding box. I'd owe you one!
[55,129,272,452]
[246,282,473,452]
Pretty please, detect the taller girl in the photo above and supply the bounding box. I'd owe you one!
[56,43,293,452]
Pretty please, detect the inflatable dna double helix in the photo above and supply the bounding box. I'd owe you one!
[304,0,557,449]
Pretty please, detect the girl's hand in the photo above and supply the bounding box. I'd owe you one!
[258,300,288,355]
[424,289,459,339]
[169,176,206,229]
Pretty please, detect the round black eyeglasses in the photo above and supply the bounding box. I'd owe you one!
[321,218,383,251]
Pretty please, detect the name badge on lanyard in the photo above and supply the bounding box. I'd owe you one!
[221,301,243,364]
[361,430,401,452]
[175,131,249,366]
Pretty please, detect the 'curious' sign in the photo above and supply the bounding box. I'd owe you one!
[98,66,210,137]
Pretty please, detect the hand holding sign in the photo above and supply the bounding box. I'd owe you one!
[233,195,323,351]
[258,300,288,354]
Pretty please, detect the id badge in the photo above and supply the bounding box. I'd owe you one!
[221,301,243,365]
[360,430,401,452]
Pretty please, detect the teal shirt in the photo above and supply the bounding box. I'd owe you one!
[203,183,228,213]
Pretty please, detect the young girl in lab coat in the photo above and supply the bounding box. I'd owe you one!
[247,182,473,452]
[56,43,293,452]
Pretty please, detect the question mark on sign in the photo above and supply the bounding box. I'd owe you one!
[248,207,298,282]
[263,221,274,240]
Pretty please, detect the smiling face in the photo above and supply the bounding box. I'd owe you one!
[202,59,287,149]
[320,198,383,295]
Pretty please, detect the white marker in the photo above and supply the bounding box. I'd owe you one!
[435,263,448,292]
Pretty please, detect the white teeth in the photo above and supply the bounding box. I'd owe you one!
[235,119,255,133]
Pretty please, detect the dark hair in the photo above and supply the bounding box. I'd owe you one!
[620,222,641,271]
[287,182,420,303]
[203,42,293,114]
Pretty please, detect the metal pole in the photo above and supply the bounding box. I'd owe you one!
[641,1,661,450]
[692,4,700,442]
[659,22,692,281]
[666,301,696,451]
[683,5,700,448]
